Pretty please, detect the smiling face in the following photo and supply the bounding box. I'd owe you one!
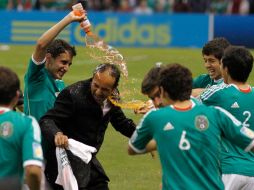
[46,50,73,80]
[91,71,116,105]
[203,54,222,80]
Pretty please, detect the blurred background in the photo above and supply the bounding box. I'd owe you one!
[1,0,254,14]
[1,0,254,48]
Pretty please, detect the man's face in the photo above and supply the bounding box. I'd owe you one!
[203,54,222,80]
[91,71,116,105]
[46,51,72,80]
[147,86,163,108]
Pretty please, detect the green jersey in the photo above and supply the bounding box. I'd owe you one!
[129,101,254,190]
[201,84,254,176]
[193,74,224,89]
[24,57,65,120]
[0,107,43,179]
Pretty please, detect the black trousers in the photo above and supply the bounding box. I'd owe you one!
[49,167,109,190]
[47,152,109,190]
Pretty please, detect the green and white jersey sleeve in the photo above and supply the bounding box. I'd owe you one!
[129,110,155,153]
[215,106,254,151]
[25,56,46,82]
[200,83,227,105]
[23,116,43,168]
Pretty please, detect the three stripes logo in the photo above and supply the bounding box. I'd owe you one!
[11,21,70,43]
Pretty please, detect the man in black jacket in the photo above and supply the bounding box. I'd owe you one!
[40,63,136,190]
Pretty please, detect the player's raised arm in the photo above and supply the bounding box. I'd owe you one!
[33,11,85,62]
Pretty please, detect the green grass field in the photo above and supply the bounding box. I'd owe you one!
[1,45,254,189]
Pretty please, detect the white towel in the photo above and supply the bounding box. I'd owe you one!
[67,139,97,164]
[55,139,97,189]
[55,147,78,190]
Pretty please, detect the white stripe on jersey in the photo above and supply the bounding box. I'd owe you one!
[136,108,157,129]
[23,160,43,168]
[214,106,242,126]
[200,83,227,101]
[128,140,147,154]
[29,116,41,142]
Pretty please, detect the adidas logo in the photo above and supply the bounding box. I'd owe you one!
[163,122,174,131]
[231,102,239,108]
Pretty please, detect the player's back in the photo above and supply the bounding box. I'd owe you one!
[0,108,40,179]
[150,102,238,190]
[201,84,254,176]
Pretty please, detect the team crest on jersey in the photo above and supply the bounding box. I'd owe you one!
[0,121,13,138]
[195,115,209,131]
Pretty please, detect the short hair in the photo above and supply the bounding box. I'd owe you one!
[0,66,20,105]
[222,46,253,82]
[93,63,121,88]
[141,65,164,95]
[202,37,231,60]
[159,64,192,101]
[47,39,76,58]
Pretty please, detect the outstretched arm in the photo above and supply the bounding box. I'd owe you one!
[128,139,157,155]
[33,11,85,62]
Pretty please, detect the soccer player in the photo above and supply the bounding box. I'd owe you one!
[137,63,199,114]
[192,37,230,97]
[200,46,254,190]
[133,64,165,115]
[141,64,164,108]
[128,63,254,190]
[24,11,85,121]
[0,66,43,190]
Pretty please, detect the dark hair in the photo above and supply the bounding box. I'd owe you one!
[222,46,253,82]
[47,39,76,58]
[93,63,121,88]
[202,37,231,60]
[141,65,164,95]
[159,64,192,101]
[0,66,20,105]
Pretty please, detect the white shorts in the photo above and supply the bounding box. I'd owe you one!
[222,174,254,190]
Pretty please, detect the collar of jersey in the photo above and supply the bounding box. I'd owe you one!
[170,100,196,111]
[231,84,252,93]
[0,107,11,114]
[213,78,223,84]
